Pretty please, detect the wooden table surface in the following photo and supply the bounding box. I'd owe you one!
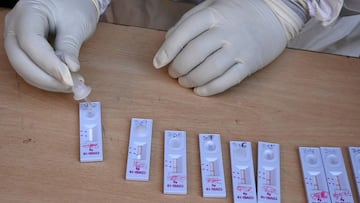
[0,8,359,203]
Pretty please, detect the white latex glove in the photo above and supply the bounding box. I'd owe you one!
[153,0,289,96]
[4,0,100,92]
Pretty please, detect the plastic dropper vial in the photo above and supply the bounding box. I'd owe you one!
[71,73,92,109]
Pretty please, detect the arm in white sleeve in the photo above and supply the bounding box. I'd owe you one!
[93,0,112,15]
[306,0,344,26]
[264,0,309,40]
[265,0,345,37]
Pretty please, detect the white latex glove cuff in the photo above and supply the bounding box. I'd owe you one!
[264,0,306,40]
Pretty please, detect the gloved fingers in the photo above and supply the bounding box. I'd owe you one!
[193,62,251,96]
[55,50,80,73]
[168,30,223,78]
[5,34,72,93]
[178,47,236,88]
[54,30,85,72]
[166,0,216,38]
[15,9,73,86]
[54,4,98,72]
[153,8,217,69]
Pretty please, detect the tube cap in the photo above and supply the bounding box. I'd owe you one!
[71,73,92,100]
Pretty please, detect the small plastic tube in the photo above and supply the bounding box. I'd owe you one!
[71,73,92,101]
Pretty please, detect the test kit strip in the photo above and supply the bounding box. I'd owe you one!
[299,147,331,203]
[79,101,103,162]
[257,141,281,203]
[320,147,354,203]
[163,130,187,195]
[229,141,257,203]
[125,118,153,181]
[349,147,360,199]
[199,134,226,198]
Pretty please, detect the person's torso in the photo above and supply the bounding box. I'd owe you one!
[100,0,201,30]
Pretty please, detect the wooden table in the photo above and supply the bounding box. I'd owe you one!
[1,8,359,202]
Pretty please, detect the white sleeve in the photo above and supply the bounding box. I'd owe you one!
[306,0,344,26]
[264,0,308,40]
[90,0,111,16]
[96,0,112,14]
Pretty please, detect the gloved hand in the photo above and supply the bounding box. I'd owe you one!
[4,0,100,92]
[153,0,297,96]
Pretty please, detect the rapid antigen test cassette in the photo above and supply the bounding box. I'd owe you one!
[320,147,354,203]
[230,141,257,203]
[199,134,226,198]
[257,141,281,203]
[125,118,153,181]
[299,147,331,203]
[163,130,187,195]
[79,101,103,162]
[349,147,360,200]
